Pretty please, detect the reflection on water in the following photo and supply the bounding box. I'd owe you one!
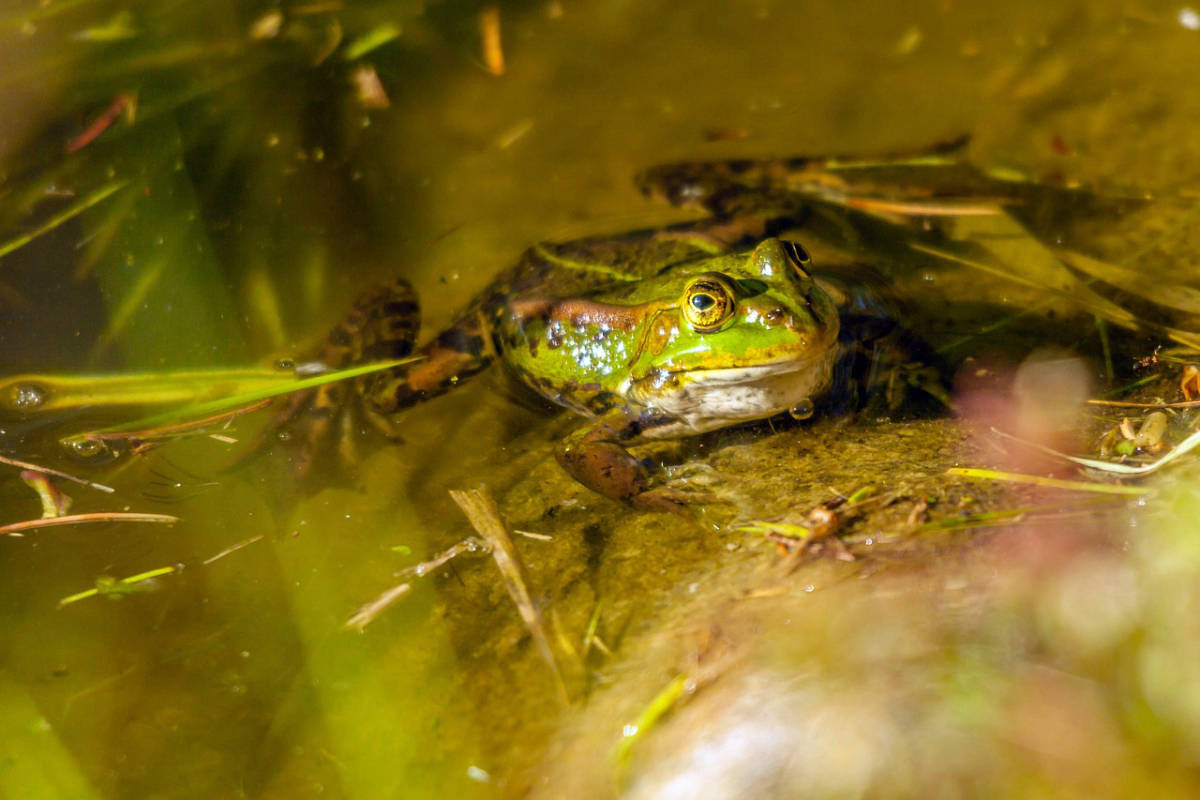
[3,1,1200,797]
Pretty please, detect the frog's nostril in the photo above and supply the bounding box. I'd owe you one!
[783,240,811,265]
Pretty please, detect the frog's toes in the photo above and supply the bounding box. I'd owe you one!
[631,486,720,516]
[630,489,693,515]
[335,404,360,472]
[361,403,405,443]
[650,472,732,510]
[661,461,724,489]
[271,382,357,479]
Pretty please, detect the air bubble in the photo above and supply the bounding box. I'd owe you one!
[8,383,46,411]
[788,399,814,420]
[63,437,107,459]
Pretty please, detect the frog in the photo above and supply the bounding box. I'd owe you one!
[281,218,904,513]
[277,149,969,512]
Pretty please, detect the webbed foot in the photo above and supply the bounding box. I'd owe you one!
[557,412,724,514]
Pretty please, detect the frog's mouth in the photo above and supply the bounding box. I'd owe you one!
[629,348,839,436]
[681,358,817,383]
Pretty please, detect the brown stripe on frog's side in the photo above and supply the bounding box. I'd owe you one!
[541,297,680,371]
[504,296,664,371]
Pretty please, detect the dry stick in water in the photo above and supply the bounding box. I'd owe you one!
[449,487,568,706]
[344,538,489,631]
[346,583,412,633]
[0,512,178,536]
[0,454,114,493]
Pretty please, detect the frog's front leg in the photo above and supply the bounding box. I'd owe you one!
[556,410,701,514]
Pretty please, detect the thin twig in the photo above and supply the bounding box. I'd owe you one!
[202,534,264,565]
[345,583,412,632]
[0,512,177,536]
[84,398,271,442]
[1087,398,1200,409]
[0,454,114,493]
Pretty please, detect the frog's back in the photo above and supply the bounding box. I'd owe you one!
[483,231,718,416]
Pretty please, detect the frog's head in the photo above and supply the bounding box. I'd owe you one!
[624,238,840,433]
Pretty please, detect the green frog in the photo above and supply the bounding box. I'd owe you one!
[283,150,963,512]
[291,232,879,513]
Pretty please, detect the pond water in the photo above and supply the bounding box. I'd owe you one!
[4,1,1200,798]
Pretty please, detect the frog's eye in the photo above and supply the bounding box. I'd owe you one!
[782,240,812,273]
[682,274,736,332]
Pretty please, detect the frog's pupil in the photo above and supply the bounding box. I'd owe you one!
[691,294,716,311]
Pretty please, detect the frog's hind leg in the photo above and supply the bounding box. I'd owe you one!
[359,313,497,414]
[263,278,420,477]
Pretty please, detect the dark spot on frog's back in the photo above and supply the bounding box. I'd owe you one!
[382,300,418,318]
[765,307,786,325]
[585,391,619,415]
[362,338,414,360]
[435,328,486,357]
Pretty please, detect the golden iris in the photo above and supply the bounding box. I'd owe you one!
[682,273,736,332]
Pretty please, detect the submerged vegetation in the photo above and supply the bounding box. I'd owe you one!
[5,1,1200,799]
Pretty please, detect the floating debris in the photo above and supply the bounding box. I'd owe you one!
[351,64,390,109]
[19,471,72,518]
[396,537,489,579]
[67,92,135,152]
[68,398,272,457]
[0,512,178,537]
[249,10,284,40]
[479,7,505,76]
[58,566,177,608]
[345,538,489,630]
[495,119,533,150]
[345,582,411,632]
[512,529,552,541]
[1089,397,1200,409]
[0,454,113,494]
[202,534,264,566]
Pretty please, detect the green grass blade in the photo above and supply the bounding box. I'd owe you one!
[0,180,128,262]
[79,358,417,437]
